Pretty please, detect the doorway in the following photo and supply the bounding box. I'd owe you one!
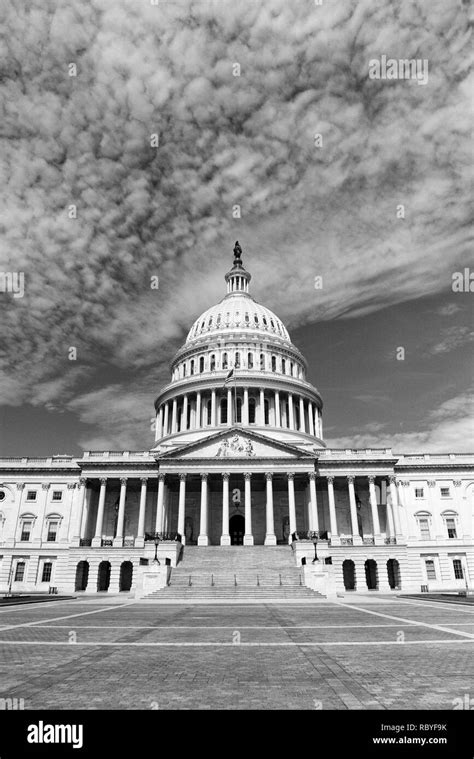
[119,561,133,591]
[342,559,356,590]
[365,559,378,590]
[229,514,245,545]
[97,561,111,592]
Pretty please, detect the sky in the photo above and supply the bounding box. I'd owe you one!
[0,0,472,456]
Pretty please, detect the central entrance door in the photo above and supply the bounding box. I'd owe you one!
[229,514,245,545]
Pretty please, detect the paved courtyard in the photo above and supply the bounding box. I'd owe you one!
[0,595,473,710]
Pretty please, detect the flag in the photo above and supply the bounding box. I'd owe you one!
[224,368,234,386]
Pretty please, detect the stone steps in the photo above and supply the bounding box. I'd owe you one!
[179,545,294,571]
[146,586,322,599]
[170,572,304,586]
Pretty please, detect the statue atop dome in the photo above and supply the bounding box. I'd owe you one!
[233,240,243,265]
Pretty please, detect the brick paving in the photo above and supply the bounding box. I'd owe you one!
[0,597,473,709]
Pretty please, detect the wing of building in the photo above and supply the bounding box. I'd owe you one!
[1,243,473,597]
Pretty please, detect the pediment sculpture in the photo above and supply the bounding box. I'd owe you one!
[216,435,255,458]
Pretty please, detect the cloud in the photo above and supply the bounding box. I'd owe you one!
[424,326,474,356]
[0,0,471,449]
[325,390,474,453]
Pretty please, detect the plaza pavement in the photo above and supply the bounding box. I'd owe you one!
[0,594,473,710]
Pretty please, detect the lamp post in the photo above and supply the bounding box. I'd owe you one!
[153,533,160,565]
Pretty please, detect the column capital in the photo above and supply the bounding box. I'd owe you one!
[41,483,50,490]
[16,482,25,490]
[179,473,187,482]
[427,480,436,487]
[221,472,230,481]
[140,477,148,484]
[67,483,76,489]
[265,472,273,481]
[99,477,107,485]
[388,475,397,485]
[308,471,316,481]
[158,473,166,483]
[368,475,376,484]
[287,472,295,481]
[327,475,334,484]
[243,472,252,481]
[119,477,128,486]
[347,475,355,484]
[453,480,462,487]
[200,472,208,481]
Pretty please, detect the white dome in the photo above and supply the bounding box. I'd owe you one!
[186,292,291,344]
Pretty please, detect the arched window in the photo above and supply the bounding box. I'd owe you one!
[199,356,205,373]
[182,363,186,377]
[235,352,241,369]
[216,313,221,327]
[190,359,194,375]
[221,398,228,424]
[248,352,253,369]
[210,354,216,371]
[260,353,265,370]
[208,316,213,328]
[206,400,212,425]
[290,362,294,376]
[264,399,270,425]
[222,352,228,370]
[262,316,268,328]
[271,355,276,371]
[249,398,256,424]
[177,405,183,431]
[254,314,259,326]
[245,312,250,324]
[281,359,286,374]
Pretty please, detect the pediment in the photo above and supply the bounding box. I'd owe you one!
[152,427,312,461]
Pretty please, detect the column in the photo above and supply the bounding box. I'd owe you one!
[308,401,315,436]
[243,387,249,425]
[79,480,90,541]
[244,472,254,545]
[220,472,231,545]
[327,476,340,545]
[171,398,178,433]
[211,390,217,426]
[288,394,295,430]
[389,476,402,538]
[136,477,148,547]
[386,493,395,539]
[308,472,319,532]
[177,474,186,542]
[113,477,127,546]
[274,390,281,427]
[299,397,306,433]
[163,402,169,436]
[196,391,201,429]
[287,473,297,539]
[259,388,265,425]
[227,388,233,426]
[368,476,382,544]
[92,478,107,546]
[155,474,165,532]
[314,408,319,437]
[182,394,188,431]
[155,407,163,441]
[73,478,88,543]
[198,473,209,546]
[347,476,362,544]
[264,472,276,545]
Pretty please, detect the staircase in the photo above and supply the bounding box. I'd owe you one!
[144,546,324,601]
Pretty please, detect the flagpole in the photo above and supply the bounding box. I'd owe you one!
[233,369,237,425]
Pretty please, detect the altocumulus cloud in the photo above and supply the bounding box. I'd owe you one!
[0,0,471,450]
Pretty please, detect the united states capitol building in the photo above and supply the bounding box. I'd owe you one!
[1,244,473,598]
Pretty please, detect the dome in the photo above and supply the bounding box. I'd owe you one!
[186,293,290,344]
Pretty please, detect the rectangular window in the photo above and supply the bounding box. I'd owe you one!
[41,562,52,583]
[415,488,424,498]
[26,491,37,501]
[440,487,450,498]
[52,491,62,501]
[47,522,59,542]
[14,562,25,582]
[446,518,457,539]
[425,559,436,580]
[453,559,464,580]
[20,521,32,541]
[419,518,431,540]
